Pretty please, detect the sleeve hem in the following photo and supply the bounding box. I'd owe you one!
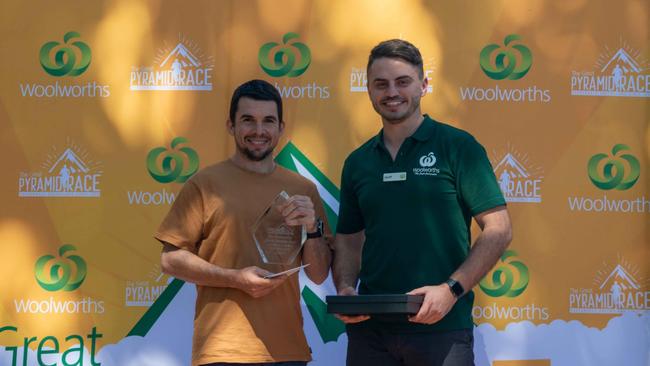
[469,197,507,217]
[154,232,196,252]
[336,225,365,235]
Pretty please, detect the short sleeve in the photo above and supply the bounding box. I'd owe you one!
[336,157,365,234]
[154,180,204,252]
[455,137,506,216]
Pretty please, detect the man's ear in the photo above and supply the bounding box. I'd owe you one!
[421,76,428,97]
[279,120,285,133]
[226,119,234,135]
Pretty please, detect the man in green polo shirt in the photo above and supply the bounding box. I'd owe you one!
[332,39,513,366]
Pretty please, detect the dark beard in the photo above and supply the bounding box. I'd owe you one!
[238,145,273,162]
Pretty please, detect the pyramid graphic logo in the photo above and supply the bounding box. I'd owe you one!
[492,146,543,203]
[48,148,89,175]
[160,43,201,69]
[599,264,640,292]
[569,255,649,314]
[130,34,213,91]
[600,48,642,74]
[18,139,102,198]
[571,39,649,98]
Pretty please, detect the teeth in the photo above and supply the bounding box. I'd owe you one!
[246,138,268,145]
[384,101,403,106]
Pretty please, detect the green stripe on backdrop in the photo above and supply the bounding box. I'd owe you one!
[276,142,346,342]
[275,141,340,232]
[127,278,184,337]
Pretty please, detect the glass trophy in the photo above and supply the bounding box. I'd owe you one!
[252,191,307,265]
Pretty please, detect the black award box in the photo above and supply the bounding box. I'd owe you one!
[326,294,424,315]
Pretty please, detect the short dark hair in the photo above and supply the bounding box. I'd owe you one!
[367,39,424,78]
[229,79,283,123]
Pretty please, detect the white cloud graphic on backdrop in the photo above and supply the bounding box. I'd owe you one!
[3,282,648,366]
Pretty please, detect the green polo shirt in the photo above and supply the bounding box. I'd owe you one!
[337,115,505,332]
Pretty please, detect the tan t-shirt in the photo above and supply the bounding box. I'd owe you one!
[155,160,329,365]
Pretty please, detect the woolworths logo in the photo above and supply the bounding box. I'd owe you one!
[147,137,199,183]
[479,250,529,297]
[588,144,640,191]
[35,245,87,292]
[480,34,532,80]
[259,32,311,77]
[39,31,91,77]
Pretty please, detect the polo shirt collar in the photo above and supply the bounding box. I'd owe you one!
[372,114,436,149]
[411,114,436,142]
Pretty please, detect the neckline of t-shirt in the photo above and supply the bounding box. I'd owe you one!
[226,158,278,178]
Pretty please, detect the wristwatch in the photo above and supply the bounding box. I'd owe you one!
[306,218,323,239]
[445,278,465,299]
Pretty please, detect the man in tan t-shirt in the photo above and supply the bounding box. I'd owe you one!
[156,79,332,366]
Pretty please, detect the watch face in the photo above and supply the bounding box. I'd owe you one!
[447,279,464,297]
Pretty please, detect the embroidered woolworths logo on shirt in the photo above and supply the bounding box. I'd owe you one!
[414,152,440,176]
[419,152,436,167]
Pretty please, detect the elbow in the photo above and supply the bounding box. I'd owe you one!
[160,252,176,276]
[503,225,513,248]
[313,271,329,285]
[307,267,330,285]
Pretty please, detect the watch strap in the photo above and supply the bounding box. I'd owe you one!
[306,218,323,239]
[445,278,465,298]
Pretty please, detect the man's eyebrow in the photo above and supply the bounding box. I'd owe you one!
[395,75,414,81]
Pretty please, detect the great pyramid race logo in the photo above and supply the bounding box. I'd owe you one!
[350,58,436,93]
[130,34,213,91]
[571,39,650,97]
[258,33,330,99]
[127,137,199,206]
[568,144,648,214]
[19,31,110,98]
[492,146,544,203]
[460,34,551,103]
[125,265,169,307]
[569,255,650,314]
[18,139,102,198]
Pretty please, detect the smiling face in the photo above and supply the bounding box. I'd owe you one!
[367,57,427,125]
[228,97,284,162]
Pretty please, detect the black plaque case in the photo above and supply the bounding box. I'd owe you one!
[326,294,424,315]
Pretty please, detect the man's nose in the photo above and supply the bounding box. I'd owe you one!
[386,82,399,97]
[255,122,264,134]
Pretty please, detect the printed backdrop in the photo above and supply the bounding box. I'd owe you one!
[1,1,648,365]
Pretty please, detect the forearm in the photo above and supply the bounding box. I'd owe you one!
[302,237,332,284]
[332,231,364,292]
[451,225,512,293]
[161,243,238,288]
